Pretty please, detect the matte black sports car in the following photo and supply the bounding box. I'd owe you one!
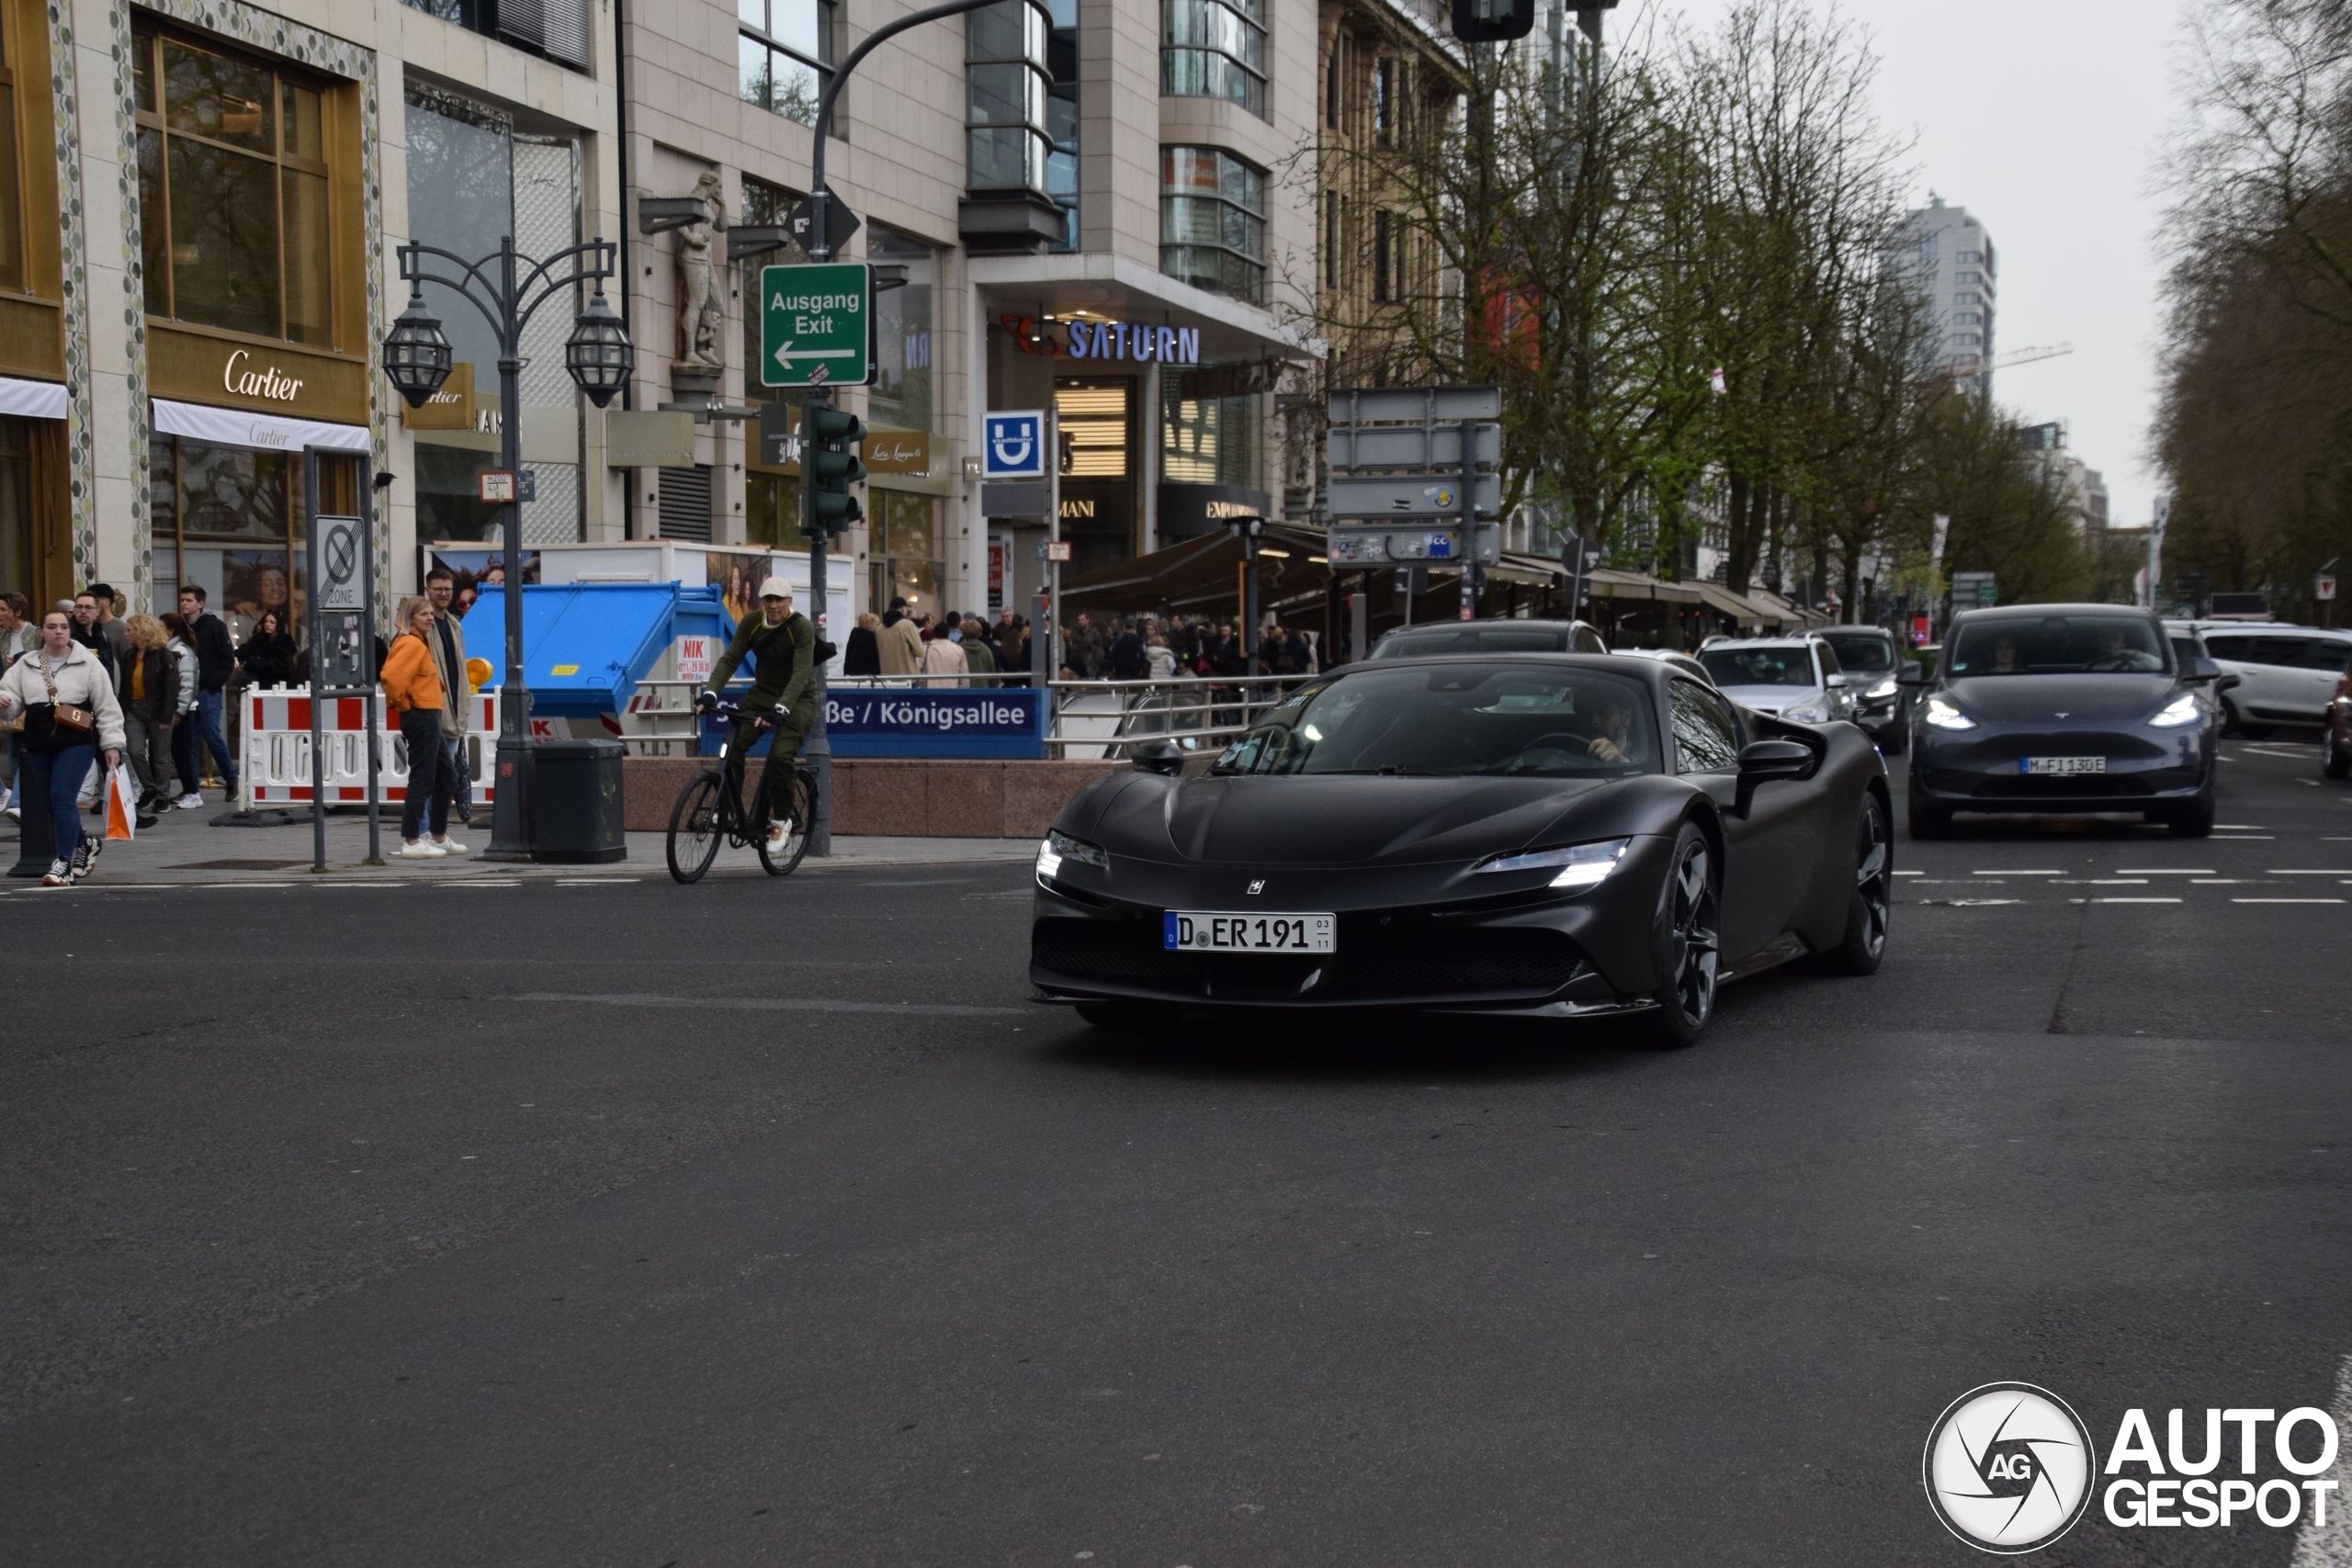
[1030,655,1894,1046]
[1907,604,2222,839]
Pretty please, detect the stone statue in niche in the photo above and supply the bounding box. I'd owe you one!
[674,170,727,372]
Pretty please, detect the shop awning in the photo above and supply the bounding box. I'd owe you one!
[1060,523,1333,616]
[0,376,68,420]
[1692,581,1769,625]
[152,398,368,455]
[1583,567,1704,604]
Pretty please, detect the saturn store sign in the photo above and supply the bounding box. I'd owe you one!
[1002,315,1201,367]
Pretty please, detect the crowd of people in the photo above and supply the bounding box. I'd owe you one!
[833,600,1319,685]
[0,568,483,882]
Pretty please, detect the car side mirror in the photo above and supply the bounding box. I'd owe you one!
[2180,655,2221,682]
[1130,738,1185,775]
[1824,672,1849,690]
[1734,739,1816,818]
[1896,663,1928,687]
[2216,672,2242,694]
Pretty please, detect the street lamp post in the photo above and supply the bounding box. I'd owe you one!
[380,237,631,862]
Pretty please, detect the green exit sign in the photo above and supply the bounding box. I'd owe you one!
[759,262,871,389]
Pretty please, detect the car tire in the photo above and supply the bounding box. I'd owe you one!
[2326,729,2352,780]
[1819,794,1892,976]
[2167,791,2216,838]
[1643,824,1720,1049]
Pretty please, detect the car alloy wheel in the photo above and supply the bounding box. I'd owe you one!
[1822,795,1891,976]
[1646,826,1720,1046]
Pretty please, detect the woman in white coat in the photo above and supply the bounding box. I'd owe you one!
[0,609,128,885]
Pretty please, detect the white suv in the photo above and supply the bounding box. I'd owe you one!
[2170,620,2352,735]
[1695,637,1858,724]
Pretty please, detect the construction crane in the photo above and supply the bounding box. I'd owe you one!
[1938,342,2075,384]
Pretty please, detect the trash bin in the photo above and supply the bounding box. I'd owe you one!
[531,738,627,863]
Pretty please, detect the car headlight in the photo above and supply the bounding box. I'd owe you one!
[1476,837,1632,890]
[1923,695,1976,730]
[2149,693,2203,728]
[1781,700,1830,723]
[1865,676,1898,700]
[1036,829,1107,881]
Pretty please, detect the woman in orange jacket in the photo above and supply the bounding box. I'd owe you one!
[381,596,464,859]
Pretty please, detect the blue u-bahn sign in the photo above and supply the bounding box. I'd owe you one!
[705,686,1048,759]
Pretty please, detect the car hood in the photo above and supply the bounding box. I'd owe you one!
[1095,773,1621,867]
[1942,673,2175,725]
[1717,683,1820,711]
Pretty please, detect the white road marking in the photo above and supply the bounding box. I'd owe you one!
[444,879,522,887]
[2193,879,2251,885]
[2086,879,2149,886]
[1894,869,1924,877]
[2216,824,2266,829]
[2096,897,2183,904]
[2116,868,2215,875]
[2233,897,2346,905]
[212,882,297,889]
[1932,898,2022,907]
[1973,869,2065,876]
[2289,1353,2352,1567]
[2214,835,2278,840]
[2269,870,2352,876]
[554,878,640,886]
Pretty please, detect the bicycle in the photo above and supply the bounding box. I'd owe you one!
[665,699,815,884]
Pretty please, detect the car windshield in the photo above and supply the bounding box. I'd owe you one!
[1949,615,2168,677]
[1213,664,1658,778]
[1700,647,1816,687]
[1371,626,1566,659]
[1821,633,1894,673]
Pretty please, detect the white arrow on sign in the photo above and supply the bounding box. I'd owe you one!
[773,340,863,367]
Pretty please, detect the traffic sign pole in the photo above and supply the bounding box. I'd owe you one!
[1458,419,1480,621]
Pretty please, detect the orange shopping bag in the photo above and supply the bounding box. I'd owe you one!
[106,762,137,840]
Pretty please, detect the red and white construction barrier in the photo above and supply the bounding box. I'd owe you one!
[241,686,499,807]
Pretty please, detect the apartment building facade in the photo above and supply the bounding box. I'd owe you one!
[1894,194,1997,395]
[625,0,1319,626]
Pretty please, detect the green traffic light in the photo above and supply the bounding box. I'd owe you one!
[800,402,866,537]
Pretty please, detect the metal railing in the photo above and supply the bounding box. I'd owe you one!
[622,672,1317,760]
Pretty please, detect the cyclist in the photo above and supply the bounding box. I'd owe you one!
[697,579,817,849]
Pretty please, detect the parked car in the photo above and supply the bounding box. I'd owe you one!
[2168,620,2352,737]
[1817,624,1913,753]
[1617,647,1717,686]
[1911,604,2222,839]
[1366,618,1609,660]
[1696,636,1859,725]
[2327,662,2352,780]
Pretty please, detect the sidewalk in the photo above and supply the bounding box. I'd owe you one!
[0,801,1034,885]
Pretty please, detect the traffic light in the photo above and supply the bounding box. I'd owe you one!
[1452,0,1533,41]
[801,403,865,536]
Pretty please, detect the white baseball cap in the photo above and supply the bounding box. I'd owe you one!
[757,578,792,602]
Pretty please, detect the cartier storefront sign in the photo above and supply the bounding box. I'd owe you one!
[146,323,368,425]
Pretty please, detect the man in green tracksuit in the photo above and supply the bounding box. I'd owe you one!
[698,578,817,847]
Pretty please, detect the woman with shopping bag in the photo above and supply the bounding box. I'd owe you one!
[0,608,127,886]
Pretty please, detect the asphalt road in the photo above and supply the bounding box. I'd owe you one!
[5,739,2350,1565]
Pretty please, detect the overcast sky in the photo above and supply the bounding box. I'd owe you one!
[1647,0,2182,530]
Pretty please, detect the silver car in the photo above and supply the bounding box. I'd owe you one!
[1696,636,1858,725]
[2169,620,2352,737]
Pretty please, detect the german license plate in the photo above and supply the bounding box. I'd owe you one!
[1163,911,1337,953]
[2020,756,2106,775]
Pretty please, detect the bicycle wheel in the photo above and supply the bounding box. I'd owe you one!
[757,771,814,877]
[666,772,725,884]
